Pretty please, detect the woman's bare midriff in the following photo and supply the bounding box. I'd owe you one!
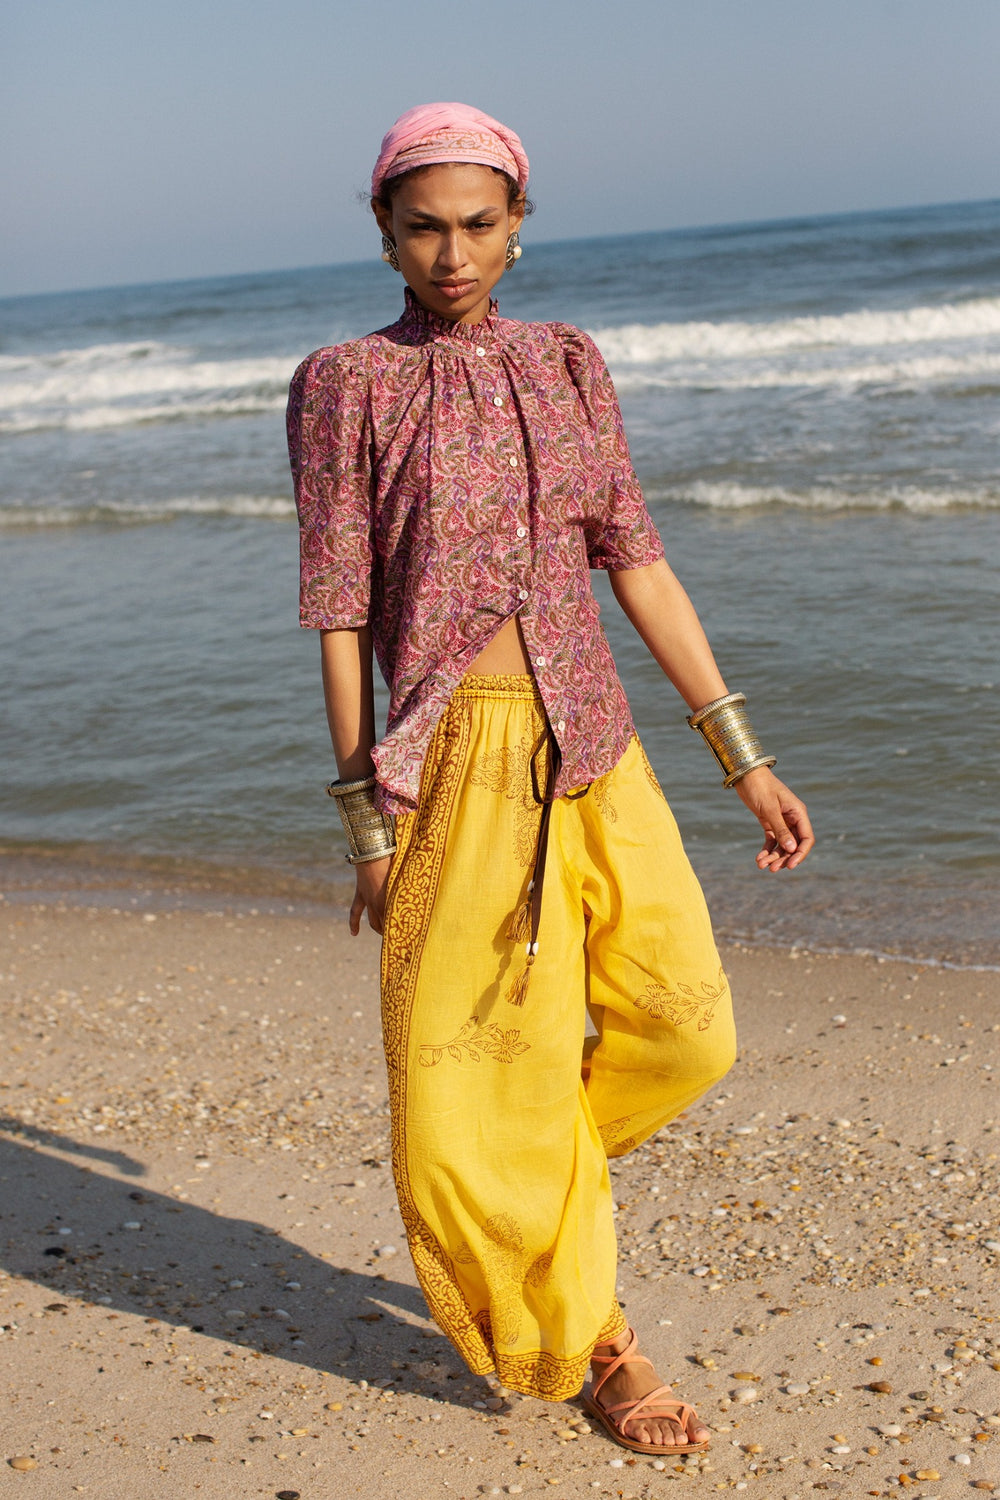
[466,614,532,675]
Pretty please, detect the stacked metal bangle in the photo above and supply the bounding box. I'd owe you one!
[325,774,397,864]
[687,692,777,788]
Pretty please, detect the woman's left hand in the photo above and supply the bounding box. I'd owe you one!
[733,766,815,871]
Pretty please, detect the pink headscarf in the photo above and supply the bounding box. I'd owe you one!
[371,102,529,198]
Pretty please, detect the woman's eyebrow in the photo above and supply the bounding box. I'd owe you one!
[402,207,502,227]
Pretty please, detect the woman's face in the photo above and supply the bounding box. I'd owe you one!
[374,163,524,325]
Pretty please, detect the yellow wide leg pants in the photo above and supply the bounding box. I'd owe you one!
[380,676,736,1401]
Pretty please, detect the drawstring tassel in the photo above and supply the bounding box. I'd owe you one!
[505,880,534,942]
[506,942,539,1007]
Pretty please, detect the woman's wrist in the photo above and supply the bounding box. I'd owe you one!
[687,692,777,787]
[326,774,397,864]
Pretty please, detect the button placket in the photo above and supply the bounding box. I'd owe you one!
[487,372,529,627]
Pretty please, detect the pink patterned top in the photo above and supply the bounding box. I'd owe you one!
[287,289,665,814]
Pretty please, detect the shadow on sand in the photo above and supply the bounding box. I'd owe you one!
[0,1117,477,1404]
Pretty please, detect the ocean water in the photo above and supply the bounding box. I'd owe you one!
[1,199,998,965]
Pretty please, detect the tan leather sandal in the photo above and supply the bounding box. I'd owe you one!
[580,1326,710,1456]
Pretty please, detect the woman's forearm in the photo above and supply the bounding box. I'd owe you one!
[611,557,814,868]
[609,557,728,711]
[320,627,378,779]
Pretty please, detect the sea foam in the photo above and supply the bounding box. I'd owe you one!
[0,495,296,527]
[592,294,1000,393]
[652,480,1000,513]
[591,295,1000,364]
[6,294,999,434]
[0,340,295,434]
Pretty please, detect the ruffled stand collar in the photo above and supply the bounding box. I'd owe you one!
[400,285,500,344]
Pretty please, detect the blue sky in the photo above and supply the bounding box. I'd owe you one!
[3,0,999,296]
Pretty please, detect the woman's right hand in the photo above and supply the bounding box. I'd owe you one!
[349,855,393,935]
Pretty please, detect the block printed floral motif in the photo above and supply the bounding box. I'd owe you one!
[598,1116,639,1155]
[590,772,617,823]
[469,731,544,867]
[638,742,666,800]
[633,966,728,1031]
[419,1015,531,1067]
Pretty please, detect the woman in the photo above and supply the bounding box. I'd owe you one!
[288,102,813,1457]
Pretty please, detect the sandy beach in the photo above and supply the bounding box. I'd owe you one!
[1,882,998,1500]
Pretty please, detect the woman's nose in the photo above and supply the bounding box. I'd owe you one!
[436,232,464,270]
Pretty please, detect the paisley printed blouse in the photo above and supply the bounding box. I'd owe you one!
[287,289,665,814]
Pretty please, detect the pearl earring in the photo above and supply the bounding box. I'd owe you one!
[505,233,523,270]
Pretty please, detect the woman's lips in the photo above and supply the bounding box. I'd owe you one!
[434,280,476,300]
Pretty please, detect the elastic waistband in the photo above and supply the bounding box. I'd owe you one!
[451,673,542,702]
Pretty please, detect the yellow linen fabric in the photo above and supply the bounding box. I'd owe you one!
[380,675,736,1400]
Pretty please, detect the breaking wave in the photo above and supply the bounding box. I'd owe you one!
[0,341,295,434]
[0,495,296,527]
[653,480,1000,513]
[592,295,1000,362]
[592,295,1000,391]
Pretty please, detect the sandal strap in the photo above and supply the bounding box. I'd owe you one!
[590,1326,700,1444]
[589,1327,655,1400]
[602,1386,696,1439]
[589,1325,639,1370]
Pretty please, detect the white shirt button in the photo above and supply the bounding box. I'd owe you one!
[516,526,527,538]
[556,719,566,733]
[508,455,518,468]
[535,656,546,668]
[493,395,504,407]
[518,588,528,601]
[475,346,487,357]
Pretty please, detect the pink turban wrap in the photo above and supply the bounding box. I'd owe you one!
[371,102,529,198]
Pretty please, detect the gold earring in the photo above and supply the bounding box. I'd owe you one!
[505,232,522,271]
[381,234,401,272]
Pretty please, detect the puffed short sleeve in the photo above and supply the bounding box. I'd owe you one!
[555,326,665,571]
[287,348,374,629]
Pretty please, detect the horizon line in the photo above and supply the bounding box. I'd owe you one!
[2,193,997,305]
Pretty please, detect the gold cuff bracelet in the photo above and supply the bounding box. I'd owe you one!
[687,692,777,788]
[325,774,397,865]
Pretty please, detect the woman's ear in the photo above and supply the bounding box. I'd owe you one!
[372,199,393,239]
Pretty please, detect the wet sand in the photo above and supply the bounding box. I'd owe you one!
[1,891,998,1498]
